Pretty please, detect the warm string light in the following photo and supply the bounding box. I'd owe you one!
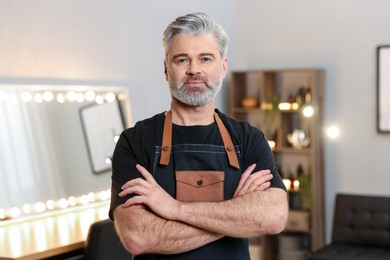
[261,101,314,118]
[278,102,299,111]
[282,178,300,192]
[267,140,276,150]
[303,106,314,117]
[0,189,111,221]
[282,179,291,190]
[0,90,117,105]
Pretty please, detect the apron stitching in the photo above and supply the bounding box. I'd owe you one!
[154,146,240,156]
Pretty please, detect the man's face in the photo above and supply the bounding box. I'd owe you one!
[164,33,228,106]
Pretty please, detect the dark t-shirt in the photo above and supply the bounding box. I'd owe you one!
[109,109,286,259]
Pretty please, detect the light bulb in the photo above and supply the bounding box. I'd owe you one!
[76,93,84,103]
[80,195,90,205]
[68,196,77,207]
[58,198,69,209]
[303,106,314,117]
[85,90,96,101]
[43,91,54,102]
[282,179,291,191]
[10,207,21,218]
[67,91,77,102]
[0,91,6,102]
[291,103,299,110]
[293,180,300,191]
[35,202,46,213]
[22,203,32,214]
[88,192,96,202]
[46,200,55,210]
[0,208,5,219]
[99,190,110,201]
[278,102,291,110]
[106,92,116,103]
[21,92,33,102]
[327,126,340,139]
[34,93,43,103]
[267,140,275,150]
[105,157,112,165]
[57,93,65,103]
[95,95,104,104]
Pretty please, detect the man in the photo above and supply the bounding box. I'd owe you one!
[110,12,288,259]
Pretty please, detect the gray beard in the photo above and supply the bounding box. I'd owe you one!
[169,75,222,106]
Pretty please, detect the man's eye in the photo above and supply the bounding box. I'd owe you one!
[202,57,213,62]
[176,58,188,64]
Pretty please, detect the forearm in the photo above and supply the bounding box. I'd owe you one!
[113,204,223,255]
[176,188,288,238]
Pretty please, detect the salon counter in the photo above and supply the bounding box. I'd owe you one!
[0,201,109,260]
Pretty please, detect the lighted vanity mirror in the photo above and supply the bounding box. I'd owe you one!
[0,85,132,220]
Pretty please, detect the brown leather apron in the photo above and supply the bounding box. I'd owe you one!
[152,111,241,202]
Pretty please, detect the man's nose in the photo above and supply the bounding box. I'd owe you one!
[186,62,201,75]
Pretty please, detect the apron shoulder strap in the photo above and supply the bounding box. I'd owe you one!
[214,113,240,169]
[159,111,172,166]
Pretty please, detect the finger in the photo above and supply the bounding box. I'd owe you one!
[254,181,271,191]
[119,183,147,197]
[122,196,145,208]
[241,169,270,193]
[234,170,272,197]
[234,164,256,197]
[246,172,273,192]
[121,178,145,190]
[136,164,157,184]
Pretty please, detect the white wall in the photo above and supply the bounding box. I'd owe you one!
[1,0,390,242]
[0,0,235,121]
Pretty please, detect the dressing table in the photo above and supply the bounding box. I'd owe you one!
[0,201,109,260]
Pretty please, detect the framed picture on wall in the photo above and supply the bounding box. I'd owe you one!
[377,45,390,133]
[80,99,125,174]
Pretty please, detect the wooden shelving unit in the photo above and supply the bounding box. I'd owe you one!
[229,68,325,259]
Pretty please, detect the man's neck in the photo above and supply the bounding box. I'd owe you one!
[170,101,215,126]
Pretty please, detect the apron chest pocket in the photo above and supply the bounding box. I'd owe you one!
[175,170,224,202]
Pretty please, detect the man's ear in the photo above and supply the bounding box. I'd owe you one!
[221,56,228,79]
[164,60,168,81]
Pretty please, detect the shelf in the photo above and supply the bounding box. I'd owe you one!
[285,210,311,233]
[231,107,263,113]
[232,107,308,114]
[228,68,325,257]
[272,147,311,154]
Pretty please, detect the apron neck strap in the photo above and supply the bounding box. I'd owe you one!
[159,110,240,169]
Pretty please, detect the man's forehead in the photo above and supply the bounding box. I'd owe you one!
[168,33,220,57]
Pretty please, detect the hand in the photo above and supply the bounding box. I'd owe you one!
[233,164,273,197]
[119,164,180,221]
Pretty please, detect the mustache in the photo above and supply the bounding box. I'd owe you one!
[183,75,208,83]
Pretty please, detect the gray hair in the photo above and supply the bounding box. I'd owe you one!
[162,12,229,59]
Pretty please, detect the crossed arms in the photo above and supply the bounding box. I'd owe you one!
[113,163,288,256]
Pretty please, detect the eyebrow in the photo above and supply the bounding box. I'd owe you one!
[201,53,217,58]
[172,53,188,60]
[172,52,217,60]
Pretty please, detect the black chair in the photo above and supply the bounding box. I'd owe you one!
[84,218,132,260]
[309,193,390,260]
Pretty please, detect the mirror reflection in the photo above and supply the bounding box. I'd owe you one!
[0,85,132,220]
